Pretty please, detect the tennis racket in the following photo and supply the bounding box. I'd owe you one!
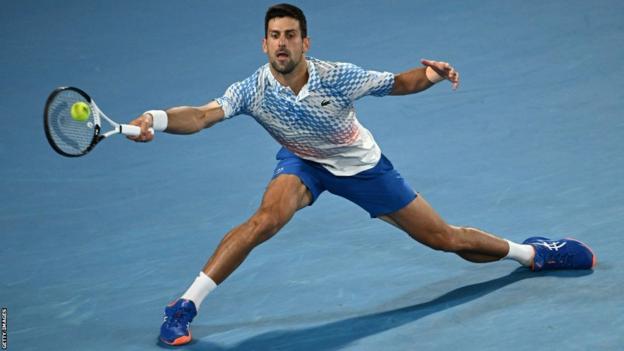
[44,86,148,157]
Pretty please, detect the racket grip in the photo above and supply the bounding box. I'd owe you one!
[120,124,141,136]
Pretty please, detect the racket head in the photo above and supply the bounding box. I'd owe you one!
[44,86,101,157]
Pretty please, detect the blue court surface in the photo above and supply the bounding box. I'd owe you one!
[2,1,623,350]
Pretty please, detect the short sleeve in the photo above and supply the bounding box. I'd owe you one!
[332,63,395,101]
[214,72,258,119]
[214,81,246,119]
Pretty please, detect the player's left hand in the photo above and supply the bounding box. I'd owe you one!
[421,59,460,90]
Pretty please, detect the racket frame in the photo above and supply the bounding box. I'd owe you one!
[44,86,141,157]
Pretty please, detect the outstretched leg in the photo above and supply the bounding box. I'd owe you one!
[159,174,311,346]
[380,195,516,263]
[380,195,596,270]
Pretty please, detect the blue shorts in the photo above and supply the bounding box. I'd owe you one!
[271,147,417,218]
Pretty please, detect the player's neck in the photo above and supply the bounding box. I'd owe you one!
[270,58,309,95]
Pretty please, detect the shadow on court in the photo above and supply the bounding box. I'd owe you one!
[161,268,592,351]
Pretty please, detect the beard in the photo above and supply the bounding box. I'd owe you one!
[270,54,299,75]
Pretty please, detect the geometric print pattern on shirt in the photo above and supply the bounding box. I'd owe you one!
[215,57,395,176]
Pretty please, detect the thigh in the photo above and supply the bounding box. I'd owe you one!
[260,174,313,222]
[379,195,449,242]
[272,147,326,205]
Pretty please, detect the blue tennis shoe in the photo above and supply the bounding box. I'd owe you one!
[523,237,596,271]
[159,299,197,346]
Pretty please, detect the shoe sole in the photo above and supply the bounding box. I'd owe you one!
[160,332,192,346]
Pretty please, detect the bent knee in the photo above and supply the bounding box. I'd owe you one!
[245,210,286,244]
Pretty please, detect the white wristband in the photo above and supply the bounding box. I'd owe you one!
[144,110,168,132]
[425,66,444,84]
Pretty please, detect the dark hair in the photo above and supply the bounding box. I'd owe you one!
[265,3,307,38]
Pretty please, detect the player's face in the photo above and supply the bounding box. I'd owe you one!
[263,17,309,75]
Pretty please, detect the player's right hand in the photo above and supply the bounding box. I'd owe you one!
[127,114,155,142]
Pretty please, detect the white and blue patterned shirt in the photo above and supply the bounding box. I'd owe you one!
[215,57,395,176]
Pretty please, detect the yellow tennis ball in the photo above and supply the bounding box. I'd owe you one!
[70,102,91,122]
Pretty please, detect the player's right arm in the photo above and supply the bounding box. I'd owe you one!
[128,100,225,142]
[129,70,257,142]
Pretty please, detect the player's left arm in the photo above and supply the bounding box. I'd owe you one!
[390,59,460,96]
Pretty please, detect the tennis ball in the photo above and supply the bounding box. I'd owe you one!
[70,102,91,122]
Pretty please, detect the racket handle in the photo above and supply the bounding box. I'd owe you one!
[120,124,155,136]
[120,124,141,136]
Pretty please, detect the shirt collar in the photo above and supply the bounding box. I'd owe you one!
[265,57,321,93]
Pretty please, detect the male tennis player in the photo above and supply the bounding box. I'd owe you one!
[129,4,596,346]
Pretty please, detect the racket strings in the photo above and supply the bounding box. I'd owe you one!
[46,90,96,155]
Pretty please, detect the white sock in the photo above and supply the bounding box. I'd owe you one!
[504,240,535,267]
[180,272,217,310]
